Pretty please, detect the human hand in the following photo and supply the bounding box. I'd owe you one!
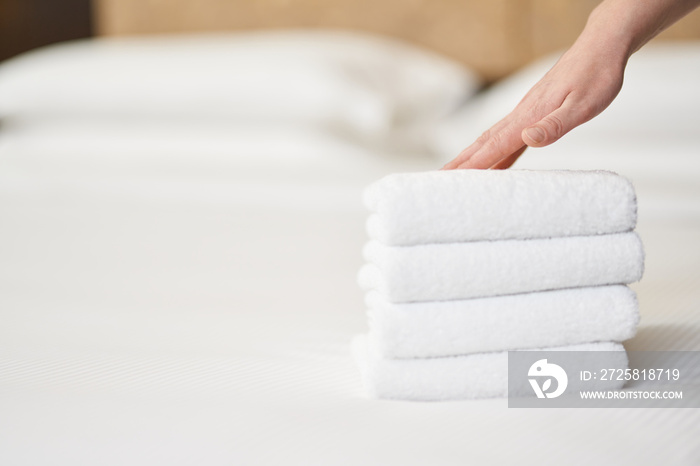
[442,34,627,170]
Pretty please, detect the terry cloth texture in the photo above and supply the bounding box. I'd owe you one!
[359,232,644,302]
[365,285,639,358]
[354,169,643,401]
[364,169,637,246]
[352,334,628,401]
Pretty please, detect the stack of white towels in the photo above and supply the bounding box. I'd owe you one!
[352,169,644,401]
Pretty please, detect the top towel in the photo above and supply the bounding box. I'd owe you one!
[364,169,637,245]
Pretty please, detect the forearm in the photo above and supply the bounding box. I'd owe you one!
[581,0,700,59]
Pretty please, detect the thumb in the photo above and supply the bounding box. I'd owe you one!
[522,107,577,147]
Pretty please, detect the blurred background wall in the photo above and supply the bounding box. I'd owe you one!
[0,0,92,62]
[2,0,700,81]
[92,0,700,81]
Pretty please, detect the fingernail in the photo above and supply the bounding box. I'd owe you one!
[524,127,545,144]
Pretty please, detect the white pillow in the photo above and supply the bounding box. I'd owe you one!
[0,30,481,138]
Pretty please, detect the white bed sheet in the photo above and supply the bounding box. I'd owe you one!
[1,40,700,465]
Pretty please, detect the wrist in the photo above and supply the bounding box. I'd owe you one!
[578,1,639,64]
[581,0,639,55]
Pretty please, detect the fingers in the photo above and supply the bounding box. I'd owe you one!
[456,124,527,169]
[521,97,582,147]
[442,107,530,170]
[442,42,626,171]
[441,129,491,170]
[489,145,527,169]
[442,114,522,169]
[448,95,582,169]
[441,141,481,170]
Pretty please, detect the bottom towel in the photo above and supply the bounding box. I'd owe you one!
[352,334,628,401]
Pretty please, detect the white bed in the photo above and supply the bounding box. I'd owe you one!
[0,33,698,465]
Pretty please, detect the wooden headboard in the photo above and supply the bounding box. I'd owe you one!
[94,0,700,82]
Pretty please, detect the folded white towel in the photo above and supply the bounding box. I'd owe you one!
[366,285,639,358]
[364,169,637,246]
[359,232,644,302]
[352,334,628,401]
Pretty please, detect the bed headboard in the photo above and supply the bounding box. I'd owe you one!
[94,0,700,82]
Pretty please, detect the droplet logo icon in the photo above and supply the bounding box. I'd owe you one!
[528,359,568,399]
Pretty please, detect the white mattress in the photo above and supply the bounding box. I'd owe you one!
[1,38,699,465]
